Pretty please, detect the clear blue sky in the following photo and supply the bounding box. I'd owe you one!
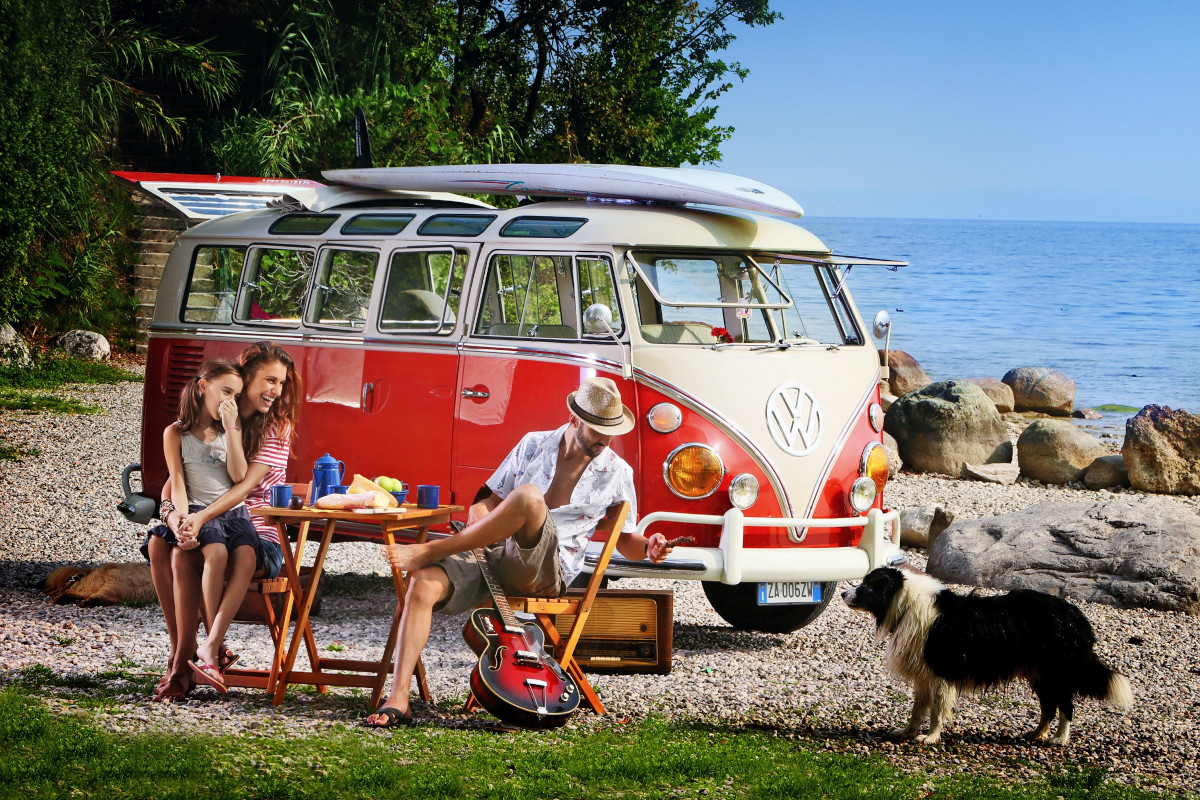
[710,1,1200,223]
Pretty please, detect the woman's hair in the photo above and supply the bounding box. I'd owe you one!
[175,358,241,435]
[237,340,302,458]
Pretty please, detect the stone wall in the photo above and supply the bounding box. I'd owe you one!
[128,191,191,352]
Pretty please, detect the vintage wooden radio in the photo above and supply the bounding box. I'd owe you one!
[546,589,674,674]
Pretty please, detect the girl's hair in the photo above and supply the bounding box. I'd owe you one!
[175,358,241,435]
[237,341,303,459]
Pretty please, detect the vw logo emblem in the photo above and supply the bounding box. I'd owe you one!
[765,382,823,456]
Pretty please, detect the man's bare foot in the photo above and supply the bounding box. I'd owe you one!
[380,543,432,572]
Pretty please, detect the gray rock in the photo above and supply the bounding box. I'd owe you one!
[1122,405,1200,495]
[927,496,1200,614]
[1002,366,1075,416]
[880,391,898,412]
[884,380,1010,478]
[0,323,31,367]
[899,504,956,549]
[886,350,932,397]
[51,330,110,361]
[882,431,903,474]
[991,440,1014,464]
[1016,419,1108,484]
[1073,408,1103,420]
[963,377,1015,413]
[962,461,1020,485]
[1084,454,1129,490]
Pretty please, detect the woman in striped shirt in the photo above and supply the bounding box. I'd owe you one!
[149,341,302,702]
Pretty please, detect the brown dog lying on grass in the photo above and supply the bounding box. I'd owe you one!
[38,563,156,607]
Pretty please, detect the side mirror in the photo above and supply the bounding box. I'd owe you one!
[582,303,632,380]
[583,303,615,334]
[872,310,891,340]
[872,310,893,383]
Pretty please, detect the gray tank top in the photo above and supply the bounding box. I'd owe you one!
[181,431,243,507]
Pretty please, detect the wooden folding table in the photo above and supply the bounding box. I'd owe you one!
[222,503,461,709]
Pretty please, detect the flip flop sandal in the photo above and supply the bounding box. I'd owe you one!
[219,650,240,671]
[188,661,228,694]
[363,706,414,728]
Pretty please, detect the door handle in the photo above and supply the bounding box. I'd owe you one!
[461,388,490,399]
[361,381,374,411]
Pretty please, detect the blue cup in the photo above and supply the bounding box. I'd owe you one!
[331,484,349,494]
[269,484,293,508]
[417,485,439,509]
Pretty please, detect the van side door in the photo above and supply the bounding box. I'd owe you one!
[454,249,631,495]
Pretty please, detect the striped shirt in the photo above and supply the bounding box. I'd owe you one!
[243,423,292,547]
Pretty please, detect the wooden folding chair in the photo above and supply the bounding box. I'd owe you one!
[465,501,630,715]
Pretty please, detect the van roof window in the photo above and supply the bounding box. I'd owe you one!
[417,214,497,237]
[269,214,339,235]
[500,217,587,238]
[342,213,415,235]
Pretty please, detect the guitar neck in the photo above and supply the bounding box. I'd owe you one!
[472,548,523,634]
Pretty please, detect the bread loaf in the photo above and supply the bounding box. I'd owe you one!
[314,491,389,510]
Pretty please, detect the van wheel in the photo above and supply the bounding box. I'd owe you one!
[701,580,836,633]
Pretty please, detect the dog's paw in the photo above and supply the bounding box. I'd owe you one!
[915,731,942,745]
[888,727,919,740]
[1022,728,1050,742]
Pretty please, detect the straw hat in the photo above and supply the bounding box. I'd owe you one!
[567,377,635,436]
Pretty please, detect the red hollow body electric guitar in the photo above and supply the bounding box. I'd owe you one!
[462,548,580,728]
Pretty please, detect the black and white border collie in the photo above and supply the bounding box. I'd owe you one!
[842,567,1132,745]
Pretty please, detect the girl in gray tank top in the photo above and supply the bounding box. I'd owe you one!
[143,359,267,693]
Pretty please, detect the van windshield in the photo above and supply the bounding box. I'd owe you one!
[628,252,862,346]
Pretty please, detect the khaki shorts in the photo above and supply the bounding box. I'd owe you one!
[434,513,565,616]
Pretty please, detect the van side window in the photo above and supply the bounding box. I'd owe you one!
[183,246,245,323]
[475,254,577,339]
[577,257,622,334]
[306,248,377,330]
[236,247,314,326]
[378,249,466,333]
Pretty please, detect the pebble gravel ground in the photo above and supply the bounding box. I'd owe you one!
[1,375,1198,796]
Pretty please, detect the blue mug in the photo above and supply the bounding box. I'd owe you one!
[269,484,293,508]
[416,485,439,509]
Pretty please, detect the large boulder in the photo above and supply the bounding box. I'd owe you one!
[1016,419,1108,485]
[884,380,1010,478]
[0,323,31,367]
[1084,455,1129,490]
[882,430,903,474]
[51,330,110,361]
[927,496,1200,614]
[1001,366,1075,415]
[962,377,1015,413]
[885,350,931,397]
[1122,405,1200,495]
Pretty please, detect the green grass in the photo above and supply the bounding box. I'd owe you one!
[0,390,101,414]
[0,686,1184,800]
[1094,404,1139,414]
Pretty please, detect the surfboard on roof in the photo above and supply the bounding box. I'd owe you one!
[321,163,804,218]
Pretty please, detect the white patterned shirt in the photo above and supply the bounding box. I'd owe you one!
[485,425,638,584]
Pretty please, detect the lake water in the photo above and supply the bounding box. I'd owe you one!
[798,217,1200,426]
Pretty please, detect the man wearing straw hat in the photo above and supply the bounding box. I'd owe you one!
[366,377,673,727]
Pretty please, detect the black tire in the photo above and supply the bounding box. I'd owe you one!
[701,580,837,633]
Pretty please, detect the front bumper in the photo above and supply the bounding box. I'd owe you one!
[593,507,901,583]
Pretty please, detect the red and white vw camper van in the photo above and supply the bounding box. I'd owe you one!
[116,165,904,633]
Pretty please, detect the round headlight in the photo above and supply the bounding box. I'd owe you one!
[868,402,884,432]
[849,476,877,514]
[664,443,724,499]
[647,402,682,433]
[728,473,759,509]
[862,441,889,495]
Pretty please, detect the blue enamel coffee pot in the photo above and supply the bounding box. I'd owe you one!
[311,453,346,502]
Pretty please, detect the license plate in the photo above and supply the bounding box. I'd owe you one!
[757,581,820,605]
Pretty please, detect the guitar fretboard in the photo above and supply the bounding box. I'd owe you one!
[472,548,523,634]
